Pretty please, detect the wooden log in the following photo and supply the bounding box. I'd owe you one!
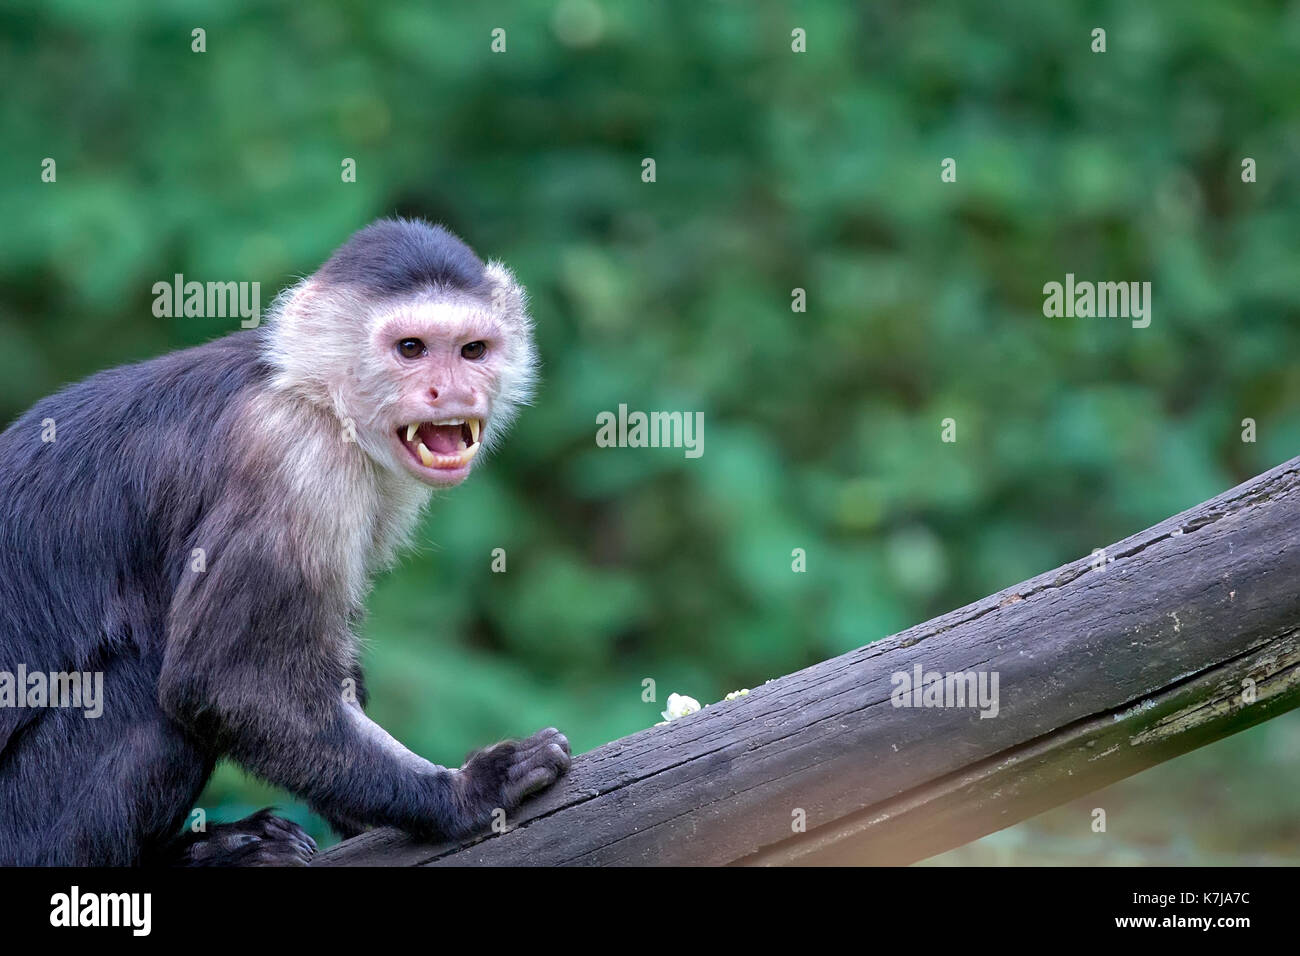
[317,455,1300,866]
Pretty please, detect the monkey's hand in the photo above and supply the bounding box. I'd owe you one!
[168,810,317,867]
[454,727,571,831]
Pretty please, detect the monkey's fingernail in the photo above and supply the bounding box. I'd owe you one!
[417,442,435,466]
[406,423,419,443]
[469,418,481,444]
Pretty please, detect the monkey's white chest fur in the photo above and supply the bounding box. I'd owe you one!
[235,390,432,611]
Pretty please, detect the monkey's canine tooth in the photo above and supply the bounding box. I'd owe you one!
[416,443,435,467]
[469,418,481,445]
[406,423,418,443]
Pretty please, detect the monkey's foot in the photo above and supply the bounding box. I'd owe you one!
[459,727,572,824]
[176,809,317,867]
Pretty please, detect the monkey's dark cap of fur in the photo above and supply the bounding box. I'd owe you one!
[316,218,491,298]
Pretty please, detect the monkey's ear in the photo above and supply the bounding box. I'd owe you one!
[484,261,530,326]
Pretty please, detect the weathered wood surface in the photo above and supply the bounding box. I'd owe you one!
[317,455,1300,866]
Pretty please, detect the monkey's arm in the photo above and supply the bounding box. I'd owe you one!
[158,519,568,840]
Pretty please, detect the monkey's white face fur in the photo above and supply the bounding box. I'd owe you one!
[263,261,536,490]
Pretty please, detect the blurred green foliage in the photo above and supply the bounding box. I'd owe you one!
[2,0,1297,857]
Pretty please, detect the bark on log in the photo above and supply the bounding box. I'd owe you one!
[317,455,1300,866]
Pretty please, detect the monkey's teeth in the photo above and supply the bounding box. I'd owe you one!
[405,419,485,471]
[411,436,480,470]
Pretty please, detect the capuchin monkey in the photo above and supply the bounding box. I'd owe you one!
[0,219,570,865]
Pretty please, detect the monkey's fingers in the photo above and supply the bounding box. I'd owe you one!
[509,766,564,802]
[518,726,571,758]
[503,742,571,805]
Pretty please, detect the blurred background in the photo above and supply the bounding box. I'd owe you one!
[2,0,1299,862]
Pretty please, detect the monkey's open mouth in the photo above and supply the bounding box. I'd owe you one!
[397,418,482,470]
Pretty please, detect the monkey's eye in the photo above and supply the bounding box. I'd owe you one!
[396,338,426,359]
[461,341,487,360]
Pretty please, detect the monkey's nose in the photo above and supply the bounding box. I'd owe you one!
[428,386,440,402]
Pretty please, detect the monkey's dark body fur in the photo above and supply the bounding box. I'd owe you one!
[0,221,569,865]
[0,334,273,864]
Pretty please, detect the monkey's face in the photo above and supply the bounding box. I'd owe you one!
[266,251,537,490]
[360,294,534,488]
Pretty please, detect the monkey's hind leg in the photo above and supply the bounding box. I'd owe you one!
[162,809,317,867]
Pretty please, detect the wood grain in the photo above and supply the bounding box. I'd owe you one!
[317,455,1300,866]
